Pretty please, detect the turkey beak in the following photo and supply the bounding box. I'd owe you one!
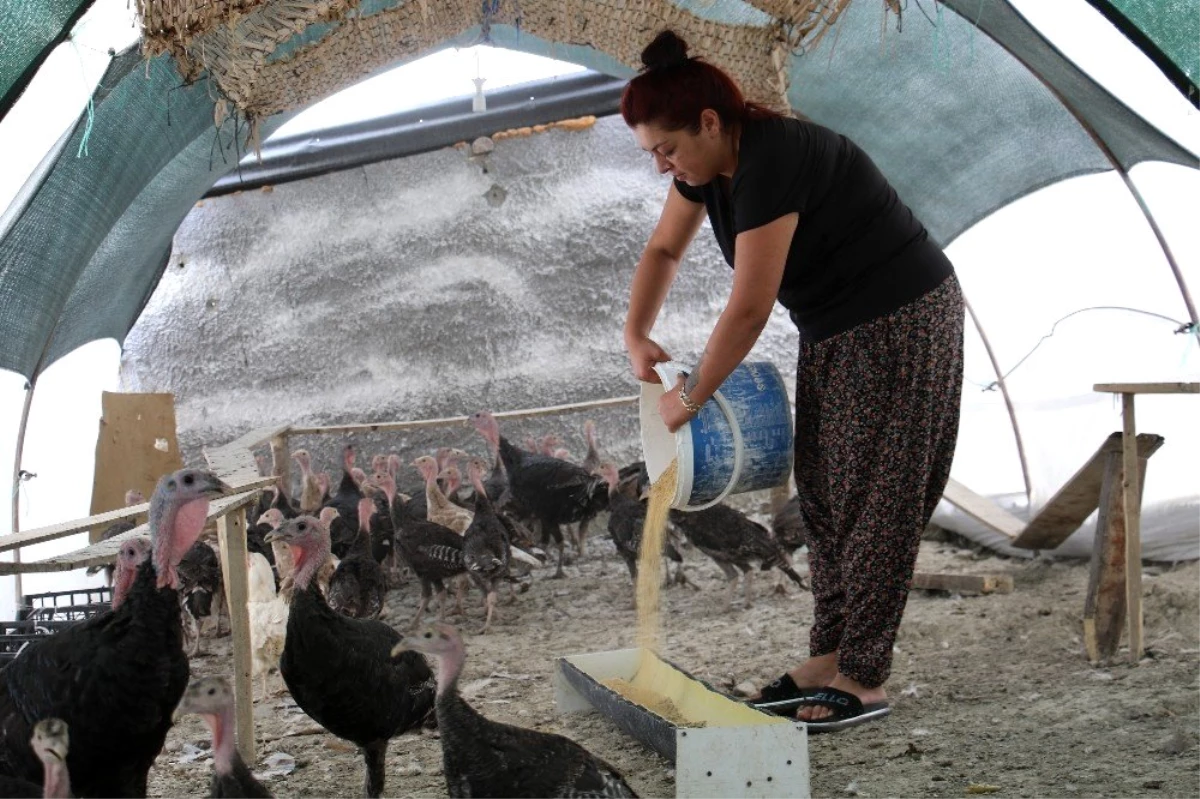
[390,641,409,658]
[202,473,234,497]
[263,529,284,544]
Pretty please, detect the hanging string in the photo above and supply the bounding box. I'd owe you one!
[67,33,106,159]
[975,306,1194,392]
[76,96,95,158]
[968,0,984,63]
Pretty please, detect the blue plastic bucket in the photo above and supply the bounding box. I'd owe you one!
[640,361,794,511]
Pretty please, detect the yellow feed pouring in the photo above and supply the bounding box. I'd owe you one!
[636,459,678,652]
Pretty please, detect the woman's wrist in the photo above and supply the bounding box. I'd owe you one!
[677,386,702,415]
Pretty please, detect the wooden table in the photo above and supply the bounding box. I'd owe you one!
[1089,382,1198,663]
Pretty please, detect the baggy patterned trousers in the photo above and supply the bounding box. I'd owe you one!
[794,273,965,688]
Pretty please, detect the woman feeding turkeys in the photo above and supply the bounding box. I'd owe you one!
[621,30,964,732]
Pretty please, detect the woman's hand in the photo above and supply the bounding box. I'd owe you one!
[657,375,696,433]
[625,335,671,383]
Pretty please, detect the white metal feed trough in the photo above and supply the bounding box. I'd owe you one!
[555,648,810,798]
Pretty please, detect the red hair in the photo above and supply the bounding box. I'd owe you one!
[620,30,780,133]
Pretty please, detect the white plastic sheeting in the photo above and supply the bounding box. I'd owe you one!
[118,114,1199,561]
[942,165,1198,561]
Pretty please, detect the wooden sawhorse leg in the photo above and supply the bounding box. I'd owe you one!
[1083,398,1151,664]
[217,507,256,764]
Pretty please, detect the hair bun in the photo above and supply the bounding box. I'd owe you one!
[641,30,690,71]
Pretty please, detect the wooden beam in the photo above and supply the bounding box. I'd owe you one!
[270,434,290,503]
[0,470,275,556]
[217,507,256,764]
[206,424,290,474]
[286,395,639,436]
[912,571,1014,595]
[1084,450,1131,662]
[1121,394,1144,663]
[0,502,151,555]
[940,478,1025,539]
[1013,433,1164,551]
[0,489,266,574]
[210,424,293,458]
[1093,382,1198,394]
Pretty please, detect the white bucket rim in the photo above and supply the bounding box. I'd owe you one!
[642,361,746,512]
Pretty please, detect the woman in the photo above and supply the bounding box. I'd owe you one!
[621,30,964,732]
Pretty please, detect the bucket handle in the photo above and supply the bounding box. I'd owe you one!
[682,386,745,512]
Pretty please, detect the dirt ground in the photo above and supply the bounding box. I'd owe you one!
[152,528,1200,799]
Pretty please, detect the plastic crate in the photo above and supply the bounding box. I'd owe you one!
[0,619,83,664]
[20,587,112,622]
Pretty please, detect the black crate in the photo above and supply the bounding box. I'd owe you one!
[20,587,112,623]
[0,619,84,665]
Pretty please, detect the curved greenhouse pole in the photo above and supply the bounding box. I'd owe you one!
[963,294,1034,505]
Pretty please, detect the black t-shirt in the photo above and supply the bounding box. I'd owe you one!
[674,116,953,342]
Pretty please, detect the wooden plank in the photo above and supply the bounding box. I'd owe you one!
[1121,395,1144,663]
[89,392,183,543]
[940,478,1025,539]
[1013,433,1164,550]
[1083,450,1130,662]
[1094,382,1198,394]
[286,395,640,436]
[0,489,266,574]
[217,508,256,764]
[205,423,291,476]
[0,502,149,554]
[270,435,290,504]
[0,474,276,556]
[912,571,1014,595]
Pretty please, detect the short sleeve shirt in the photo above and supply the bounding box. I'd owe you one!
[674,116,952,341]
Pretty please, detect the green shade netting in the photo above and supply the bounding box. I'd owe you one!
[0,0,94,118]
[0,0,1196,380]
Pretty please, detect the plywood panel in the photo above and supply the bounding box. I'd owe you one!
[89,393,183,542]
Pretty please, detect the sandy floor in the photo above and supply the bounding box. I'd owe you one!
[152,531,1200,798]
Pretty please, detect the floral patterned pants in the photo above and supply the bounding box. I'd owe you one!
[794,273,964,688]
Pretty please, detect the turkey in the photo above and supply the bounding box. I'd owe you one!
[599,464,688,590]
[0,468,228,797]
[244,509,276,569]
[668,503,806,607]
[110,537,151,611]
[247,551,289,701]
[292,449,324,513]
[322,445,364,533]
[412,456,472,534]
[378,472,468,627]
[580,420,603,474]
[173,677,272,798]
[178,540,224,656]
[86,489,145,586]
[327,497,388,620]
[770,491,809,555]
[258,508,295,586]
[266,516,436,798]
[393,624,638,798]
[0,718,74,799]
[470,411,608,578]
[461,459,511,635]
[320,506,358,561]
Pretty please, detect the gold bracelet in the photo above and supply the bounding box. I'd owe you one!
[677,387,702,415]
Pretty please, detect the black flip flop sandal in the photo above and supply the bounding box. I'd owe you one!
[748,673,818,715]
[794,687,891,733]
